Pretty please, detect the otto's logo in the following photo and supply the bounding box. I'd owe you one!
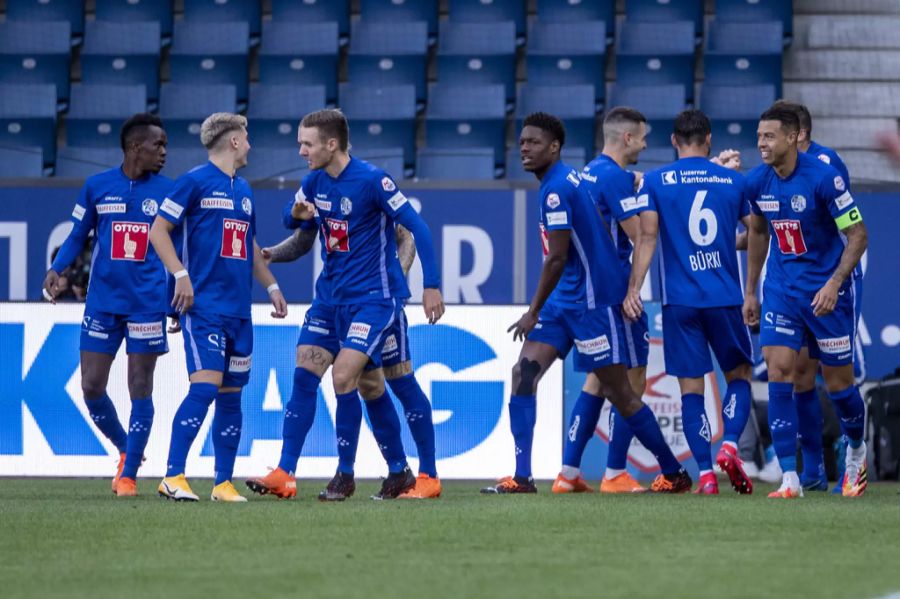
[772,219,808,256]
[110,221,149,261]
[220,218,249,260]
[324,218,350,253]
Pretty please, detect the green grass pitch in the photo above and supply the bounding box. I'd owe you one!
[1,478,898,599]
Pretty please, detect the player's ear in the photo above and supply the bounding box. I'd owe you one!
[670,133,678,150]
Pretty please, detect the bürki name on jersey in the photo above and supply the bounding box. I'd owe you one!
[662,169,733,185]
[688,250,723,272]
[111,221,150,261]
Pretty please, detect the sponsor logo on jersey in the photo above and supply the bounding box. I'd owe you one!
[834,176,846,191]
[142,198,158,216]
[834,191,854,210]
[566,171,581,187]
[382,177,396,192]
[96,203,127,214]
[308,325,330,335]
[574,335,611,355]
[347,322,372,340]
[220,218,249,260]
[620,195,649,212]
[242,197,252,215]
[790,194,806,213]
[382,334,398,354]
[88,330,109,340]
[314,198,331,211]
[546,193,560,209]
[324,218,350,253]
[580,169,597,183]
[757,200,780,212]
[127,321,164,339]
[102,196,123,202]
[72,205,86,221]
[387,192,407,211]
[818,153,831,164]
[538,222,550,256]
[160,198,183,219]
[662,171,677,185]
[772,219,808,255]
[201,198,234,210]
[340,196,353,216]
[228,355,252,373]
[817,336,851,355]
[546,211,568,226]
[110,221,150,261]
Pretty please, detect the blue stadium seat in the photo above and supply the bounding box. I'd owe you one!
[259,22,339,103]
[161,147,210,178]
[169,21,250,103]
[242,148,310,182]
[66,84,147,148]
[6,0,85,40]
[448,0,526,40]
[352,147,405,178]
[636,146,677,171]
[0,83,58,163]
[437,22,517,102]
[616,21,696,100]
[625,0,703,38]
[527,21,608,104]
[0,21,71,105]
[360,0,439,40]
[701,84,776,151]
[517,84,596,156]
[425,84,506,164]
[705,20,784,96]
[715,0,792,41]
[416,148,495,180]
[95,0,173,40]
[0,146,43,178]
[271,0,350,39]
[158,83,238,147]
[347,21,429,102]
[81,21,162,104]
[339,83,417,165]
[608,84,687,147]
[506,146,586,181]
[536,0,615,41]
[183,0,261,41]
[247,84,326,149]
[54,146,123,178]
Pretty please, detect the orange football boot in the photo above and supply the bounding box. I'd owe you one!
[116,476,137,497]
[600,472,647,493]
[398,474,442,499]
[245,467,297,499]
[552,472,594,494]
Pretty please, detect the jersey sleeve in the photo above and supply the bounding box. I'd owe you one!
[51,180,97,273]
[373,172,414,219]
[283,176,316,230]
[818,169,861,230]
[744,170,763,216]
[735,175,751,218]
[159,174,197,226]
[637,173,658,212]
[541,185,574,231]
[606,168,647,219]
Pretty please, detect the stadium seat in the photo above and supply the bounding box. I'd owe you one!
[242,148,310,182]
[94,0,173,40]
[425,83,507,164]
[625,0,703,38]
[0,146,44,178]
[65,84,147,148]
[536,0,615,41]
[701,84,776,152]
[526,21,608,105]
[437,21,517,102]
[161,146,210,178]
[0,83,58,163]
[506,146,586,181]
[0,21,71,106]
[517,84,597,156]
[608,84,687,147]
[6,0,85,40]
[259,22,339,103]
[715,0,793,41]
[416,148,496,181]
[705,20,784,96]
[636,146,677,171]
[448,0,526,40]
[183,0,261,41]
[347,21,429,102]
[81,21,162,104]
[360,0,439,41]
[169,21,250,103]
[158,83,238,147]
[54,146,123,178]
[271,0,350,39]
[352,147,405,178]
[339,83,417,166]
[247,84,326,149]
[616,21,696,100]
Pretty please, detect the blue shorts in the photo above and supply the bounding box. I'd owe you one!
[622,311,650,369]
[181,312,253,387]
[296,299,341,356]
[380,307,411,368]
[662,305,753,378]
[760,285,855,367]
[804,276,865,378]
[80,309,168,355]
[334,299,401,369]
[527,302,627,372]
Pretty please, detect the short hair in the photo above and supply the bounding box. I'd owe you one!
[301,109,349,151]
[522,112,566,147]
[120,113,164,152]
[672,109,711,147]
[200,112,247,149]
[759,104,800,134]
[603,106,646,129]
[771,99,812,134]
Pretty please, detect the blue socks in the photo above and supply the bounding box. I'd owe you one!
[562,391,603,468]
[122,398,154,479]
[828,385,865,449]
[509,394,537,479]
[768,381,798,473]
[681,393,712,471]
[335,390,362,474]
[364,391,408,473]
[606,406,634,470]
[723,379,751,444]
[795,388,825,481]
[212,391,242,485]
[388,373,436,476]
[278,368,321,474]
[166,382,217,477]
[85,393,127,453]
[625,405,683,474]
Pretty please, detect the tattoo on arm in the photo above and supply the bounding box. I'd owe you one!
[396,224,416,275]
[831,222,867,284]
[268,228,318,263]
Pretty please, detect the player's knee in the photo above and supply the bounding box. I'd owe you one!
[512,358,541,396]
[331,367,359,395]
[581,373,601,396]
[81,378,106,400]
[822,365,855,393]
[127,371,154,400]
[725,363,752,383]
[383,361,412,380]
[357,375,384,400]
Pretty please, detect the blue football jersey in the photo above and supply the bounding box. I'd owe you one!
[51,167,172,314]
[640,157,748,307]
[158,161,257,318]
[807,140,850,192]
[539,160,627,309]
[580,154,646,276]
[745,152,861,297]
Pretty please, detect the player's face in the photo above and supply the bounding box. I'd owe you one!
[233,127,250,169]
[519,125,557,172]
[624,122,648,165]
[298,126,333,170]
[757,119,797,166]
[136,125,167,174]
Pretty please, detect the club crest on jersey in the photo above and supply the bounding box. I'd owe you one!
[220,218,249,260]
[662,171,677,185]
[242,197,252,215]
[546,193,560,209]
[340,196,353,215]
[382,177,396,192]
[790,195,806,213]
[834,176,845,191]
[141,199,158,216]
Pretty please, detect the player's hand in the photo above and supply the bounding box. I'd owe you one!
[812,279,841,317]
[167,316,181,334]
[508,310,538,342]
[269,288,288,319]
[172,276,194,314]
[291,199,316,221]
[260,247,273,266]
[742,293,760,327]
[42,269,60,304]
[622,289,643,321]
[716,149,742,170]
[632,170,644,192]
[422,288,445,324]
